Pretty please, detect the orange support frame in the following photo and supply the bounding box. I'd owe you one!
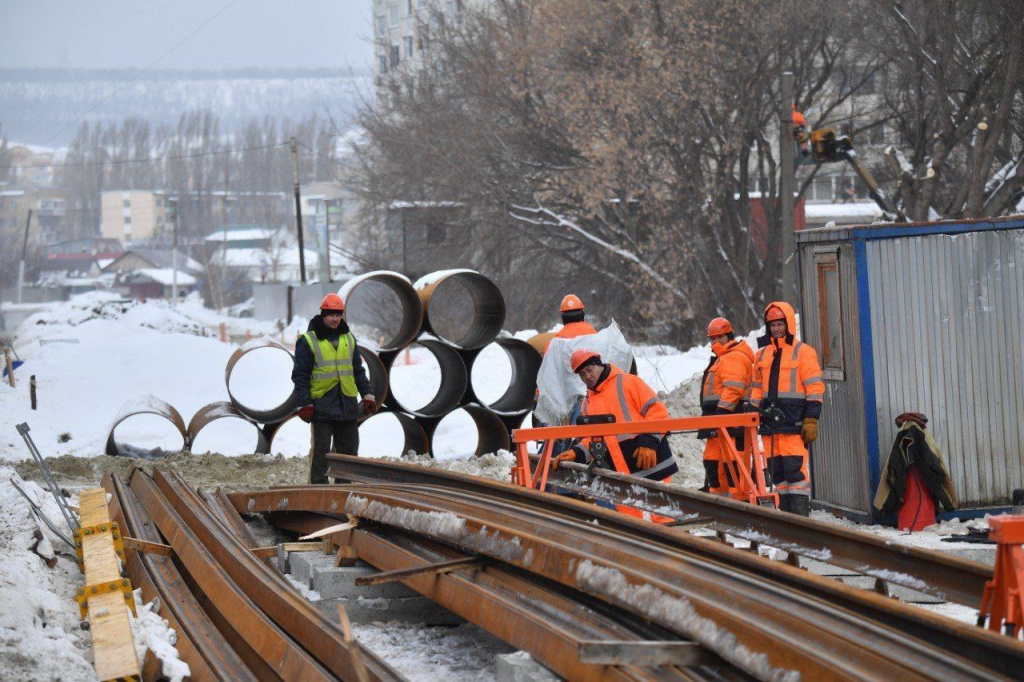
[512,413,779,509]
[977,516,1024,638]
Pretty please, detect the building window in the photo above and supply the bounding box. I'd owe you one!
[407,0,414,14]
[404,36,414,58]
[123,199,130,208]
[124,216,131,225]
[390,3,400,26]
[815,251,844,378]
[390,45,401,68]
[375,15,386,36]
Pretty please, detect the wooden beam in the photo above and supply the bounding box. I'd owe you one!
[282,541,324,553]
[122,536,173,557]
[334,545,358,567]
[298,520,357,541]
[354,556,483,587]
[80,489,141,680]
[577,641,702,666]
[250,546,279,559]
[336,604,370,682]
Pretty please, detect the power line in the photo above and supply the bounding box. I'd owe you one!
[41,0,241,147]
[24,142,289,170]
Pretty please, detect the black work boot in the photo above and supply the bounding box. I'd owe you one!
[777,494,793,513]
[789,495,811,517]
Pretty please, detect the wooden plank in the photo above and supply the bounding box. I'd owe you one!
[79,488,141,681]
[298,520,357,540]
[122,536,173,557]
[336,604,370,682]
[354,556,482,587]
[251,545,279,559]
[577,640,702,666]
[282,541,324,552]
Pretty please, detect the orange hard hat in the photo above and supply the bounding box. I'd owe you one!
[707,317,733,338]
[560,294,585,313]
[765,306,786,323]
[320,293,345,312]
[792,107,806,127]
[570,348,602,373]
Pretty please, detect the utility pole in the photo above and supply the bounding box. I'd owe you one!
[290,137,307,283]
[171,215,178,308]
[16,210,33,304]
[322,199,332,283]
[780,71,797,302]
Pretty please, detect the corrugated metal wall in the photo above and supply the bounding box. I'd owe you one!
[867,229,1024,506]
[800,243,870,513]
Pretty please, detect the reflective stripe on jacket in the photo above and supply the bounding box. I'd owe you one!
[749,301,825,434]
[699,339,755,414]
[303,330,359,399]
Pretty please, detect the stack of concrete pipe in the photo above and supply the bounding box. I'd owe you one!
[106,269,544,458]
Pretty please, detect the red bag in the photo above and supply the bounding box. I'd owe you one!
[898,467,936,531]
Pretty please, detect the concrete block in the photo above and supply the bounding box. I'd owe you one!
[311,561,418,600]
[937,545,996,566]
[276,545,290,574]
[496,652,561,682]
[288,551,335,587]
[317,596,464,626]
[836,576,944,603]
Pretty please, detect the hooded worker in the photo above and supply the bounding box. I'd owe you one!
[698,317,755,496]
[749,302,825,516]
[557,349,679,482]
[291,293,377,484]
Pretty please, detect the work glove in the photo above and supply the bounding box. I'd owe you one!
[361,396,378,416]
[634,446,658,471]
[552,451,576,469]
[296,405,314,423]
[801,417,818,445]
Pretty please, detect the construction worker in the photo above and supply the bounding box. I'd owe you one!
[749,302,824,516]
[555,294,597,339]
[291,293,377,484]
[557,349,678,482]
[792,106,810,157]
[698,317,755,496]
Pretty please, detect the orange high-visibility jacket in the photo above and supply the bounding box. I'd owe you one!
[700,339,755,414]
[581,364,668,441]
[544,320,598,353]
[749,301,825,435]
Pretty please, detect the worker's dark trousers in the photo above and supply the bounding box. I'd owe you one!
[310,420,359,484]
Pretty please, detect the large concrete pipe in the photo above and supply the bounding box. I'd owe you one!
[425,404,512,458]
[339,271,423,352]
[186,401,268,455]
[469,337,542,416]
[225,337,297,424]
[357,410,429,457]
[415,270,505,350]
[383,339,468,418]
[105,395,188,457]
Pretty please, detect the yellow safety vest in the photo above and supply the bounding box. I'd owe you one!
[303,331,358,399]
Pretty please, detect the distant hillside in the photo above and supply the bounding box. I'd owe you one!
[0,68,371,146]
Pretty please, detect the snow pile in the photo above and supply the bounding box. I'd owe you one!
[130,594,191,682]
[0,468,94,680]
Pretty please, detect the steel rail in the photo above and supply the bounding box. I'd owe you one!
[150,469,402,682]
[201,487,283,575]
[329,453,989,608]
[348,526,710,681]
[103,471,254,682]
[232,484,1023,680]
[129,468,338,681]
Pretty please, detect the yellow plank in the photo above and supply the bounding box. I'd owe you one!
[78,489,140,681]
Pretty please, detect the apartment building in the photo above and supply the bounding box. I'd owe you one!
[372,0,489,81]
[100,190,178,245]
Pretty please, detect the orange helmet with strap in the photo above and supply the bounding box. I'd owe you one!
[560,294,585,313]
[765,305,786,322]
[320,293,345,312]
[570,348,602,373]
[707,317,733,338]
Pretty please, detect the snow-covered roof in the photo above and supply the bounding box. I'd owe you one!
[204,228,276,243]
[129,268,197,286]
[389,201,464,209]
[803,202,883,223]
[210,247,319,268]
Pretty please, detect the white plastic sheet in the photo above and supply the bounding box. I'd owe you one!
[534,321,634,425]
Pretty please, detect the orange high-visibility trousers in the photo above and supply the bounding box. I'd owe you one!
[764,433,810,497]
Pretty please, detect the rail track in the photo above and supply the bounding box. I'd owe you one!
[99,456,1023,680]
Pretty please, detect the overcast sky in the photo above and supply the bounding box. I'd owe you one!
[0,0,374,71]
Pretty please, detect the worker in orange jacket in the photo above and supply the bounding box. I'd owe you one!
[698,317,755,496]
[545,294,598,352]
[557,349,679,482]
[749,302,825,516]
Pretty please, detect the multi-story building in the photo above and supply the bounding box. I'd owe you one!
[6,145,56,188]
[100,190,178,246]
[0,186,73,246]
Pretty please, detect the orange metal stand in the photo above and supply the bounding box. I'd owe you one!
[977,516,1024,638]
[512,413,778,510]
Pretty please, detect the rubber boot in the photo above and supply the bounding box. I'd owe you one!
[790,495,811,517]
[777,494,794,513]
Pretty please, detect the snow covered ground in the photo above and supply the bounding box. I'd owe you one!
[0,292,1003,679]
